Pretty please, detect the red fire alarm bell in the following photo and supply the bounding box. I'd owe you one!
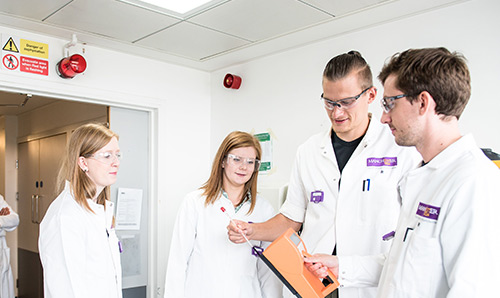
[223,73,242,89]
[56,54,87,79]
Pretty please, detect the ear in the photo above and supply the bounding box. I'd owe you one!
[367,87,377,104]
[78,156,89,172]
[417,91,435,116]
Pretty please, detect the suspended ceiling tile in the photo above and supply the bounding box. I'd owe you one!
[136,21,250,61]
[0,91,57,116]
[299,0,393,17]
[0,0,72,20]
[0,0,468,71]
[188,0,332,42]
[43,0,180,42]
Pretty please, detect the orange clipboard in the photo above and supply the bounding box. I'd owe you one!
[257,228,339,298]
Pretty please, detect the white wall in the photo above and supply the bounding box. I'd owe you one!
[210,0,500,198]
[0,25,211,296]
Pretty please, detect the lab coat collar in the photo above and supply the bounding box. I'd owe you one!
[86,198,115,229]
[87,198,104,212]
[65,180,113,208]
[65,180,114,226]
[363,113,384,147]
[319,113,383,150]
[221,189,251,213]
[420,134,475,170]
[64,180,74,198]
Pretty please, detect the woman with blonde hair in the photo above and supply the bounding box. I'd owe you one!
[39,123,122,298]
[164,131,280,298]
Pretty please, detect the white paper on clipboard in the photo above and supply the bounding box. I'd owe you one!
[115,187,143,230]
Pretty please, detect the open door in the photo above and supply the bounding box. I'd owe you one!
[109,107,150,298]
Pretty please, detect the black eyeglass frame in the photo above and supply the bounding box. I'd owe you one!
[380,93,416,113]
[321,86,372,110]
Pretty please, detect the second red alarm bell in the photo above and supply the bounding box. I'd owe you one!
[223,73,242,89]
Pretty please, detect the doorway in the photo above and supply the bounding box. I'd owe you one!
[1,91,152,298]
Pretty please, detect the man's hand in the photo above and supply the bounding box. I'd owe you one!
[304,254,339,279]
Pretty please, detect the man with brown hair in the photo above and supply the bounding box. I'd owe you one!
[376,47,500,297]
[229,51,419,298]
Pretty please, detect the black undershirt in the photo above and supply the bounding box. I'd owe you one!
[331,130,364,174]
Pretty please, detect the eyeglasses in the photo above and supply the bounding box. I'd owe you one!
[380,94,410,113]
[85,151,122,164]
[226,154,261,172]
[321,87,372,110]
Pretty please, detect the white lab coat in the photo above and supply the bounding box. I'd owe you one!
[377,134,500,298]
[164,189,281,298]
[39,182,122,298]
[280,115,420,298]
[0,195,19,298]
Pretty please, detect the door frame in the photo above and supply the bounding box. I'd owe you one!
[0,84,159,298]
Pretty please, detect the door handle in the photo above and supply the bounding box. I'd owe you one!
[35,195,40,224]
[31,195,35,224]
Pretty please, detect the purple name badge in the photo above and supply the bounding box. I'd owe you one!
[252,245,263,257]
[367,157,398,167]
[382,231,395,241]
[310,190,324,204]
[416,202,440,221]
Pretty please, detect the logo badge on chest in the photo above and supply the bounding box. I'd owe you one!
[366,157,398,167]
[416,202,441,222]
[310,190,324,204]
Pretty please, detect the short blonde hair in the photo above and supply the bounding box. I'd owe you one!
[57,123,119,212]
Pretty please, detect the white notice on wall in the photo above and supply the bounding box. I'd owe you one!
[254,132,272,172]
[115,188,143,230]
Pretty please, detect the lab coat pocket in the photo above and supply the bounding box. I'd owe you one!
[358,172,399,224]
[401,231,442,296]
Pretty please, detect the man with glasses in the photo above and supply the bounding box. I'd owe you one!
[229,51,419,298]
[374,47,500,297]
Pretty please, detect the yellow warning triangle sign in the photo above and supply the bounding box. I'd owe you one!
[3,37,19,53]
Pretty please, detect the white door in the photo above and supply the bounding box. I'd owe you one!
[17,133,67,298]
[17,139,39,252]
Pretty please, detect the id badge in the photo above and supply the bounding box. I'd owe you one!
[310,190,324,204]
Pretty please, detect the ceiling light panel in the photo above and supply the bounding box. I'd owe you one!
[116,0,228,18]
[43,0,180,42]
[132,0,213,14]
